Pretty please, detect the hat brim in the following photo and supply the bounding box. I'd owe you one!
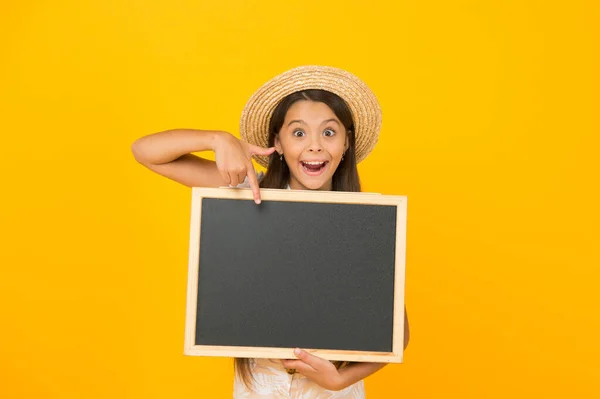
[240,66,382,168]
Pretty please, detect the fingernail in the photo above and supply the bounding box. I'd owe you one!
[255,199,261,204]
[294,348,301,356]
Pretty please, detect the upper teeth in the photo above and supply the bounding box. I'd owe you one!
[304,161,324,165]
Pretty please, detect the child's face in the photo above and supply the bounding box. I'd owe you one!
[275,100,349,191]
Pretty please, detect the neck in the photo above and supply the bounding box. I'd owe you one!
[288,178,333,191]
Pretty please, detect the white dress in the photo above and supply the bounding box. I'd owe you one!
[233,358,366,399]
[230,173,367,399]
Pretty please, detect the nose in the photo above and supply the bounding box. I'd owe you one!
[307,135,323,153]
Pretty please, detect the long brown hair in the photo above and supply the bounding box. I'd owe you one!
[236,89,359,390]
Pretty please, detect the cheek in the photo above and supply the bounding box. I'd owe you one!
[280,140,302,157]
[327,141,346,157]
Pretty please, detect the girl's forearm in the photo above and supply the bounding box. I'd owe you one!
[337,362,387,389]
[337,308,409,389]
[131,129,229,165]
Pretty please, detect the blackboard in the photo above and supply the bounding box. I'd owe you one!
[184,188,407,363]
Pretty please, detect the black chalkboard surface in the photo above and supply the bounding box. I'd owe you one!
[184,188,407,363]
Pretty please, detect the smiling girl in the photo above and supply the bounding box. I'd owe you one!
[131,66,409,398]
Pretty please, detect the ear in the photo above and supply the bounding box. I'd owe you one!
[344,132,350,152]
[274,134,283,154]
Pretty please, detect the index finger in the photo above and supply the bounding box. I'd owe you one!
[246,164,261,204]
[248,143,276,156]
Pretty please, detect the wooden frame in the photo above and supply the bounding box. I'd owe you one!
[184,187,407,363]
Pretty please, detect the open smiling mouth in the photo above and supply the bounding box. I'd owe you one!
[300,161,329,176]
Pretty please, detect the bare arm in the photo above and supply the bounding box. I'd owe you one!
[131,129,229,188]
[131,129,275,202]
[336,307,410,388]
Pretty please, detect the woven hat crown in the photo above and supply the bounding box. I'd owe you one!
[240,65,382,168]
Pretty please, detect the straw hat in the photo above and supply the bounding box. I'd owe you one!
[240,65,382,168]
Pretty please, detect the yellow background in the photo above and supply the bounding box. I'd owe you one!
[1,1,598,398]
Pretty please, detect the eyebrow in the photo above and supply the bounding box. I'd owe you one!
[321,118,341,126]
[287,119,306,127]
[286,118,341,127]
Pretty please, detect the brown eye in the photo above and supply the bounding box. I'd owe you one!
[293,130,305,137]
[323,129,335,137]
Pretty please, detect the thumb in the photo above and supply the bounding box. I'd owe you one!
[248,144,276,156]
